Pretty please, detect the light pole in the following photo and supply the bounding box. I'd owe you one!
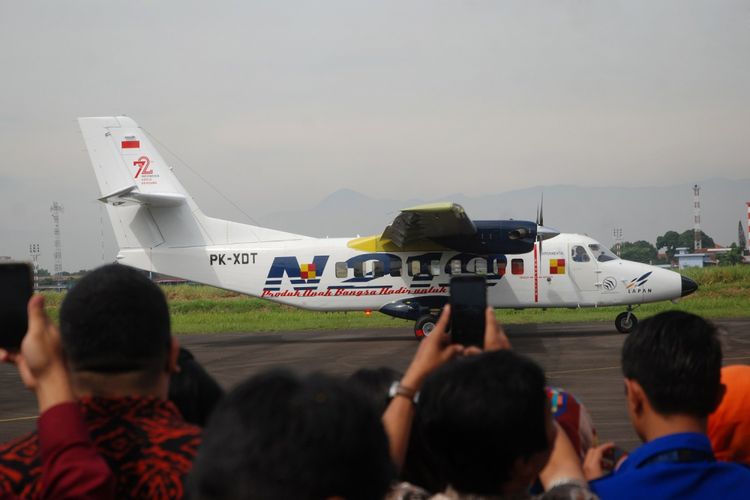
[29,243,41,290]
[612,228,623,257]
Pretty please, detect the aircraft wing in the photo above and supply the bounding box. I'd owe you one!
[382,203,477,247]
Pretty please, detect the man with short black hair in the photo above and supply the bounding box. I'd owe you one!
[399,349,590,499]
[419,350,552,494]
[386,306,588,499]
[587,311,750,498]
[0,264,201,498]
[189,369,394,500]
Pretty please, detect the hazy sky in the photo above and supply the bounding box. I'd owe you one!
[1,1,749,272]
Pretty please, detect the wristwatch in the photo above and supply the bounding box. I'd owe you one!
[389,381,420,404]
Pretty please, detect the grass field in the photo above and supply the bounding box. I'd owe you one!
[41,266,749,334]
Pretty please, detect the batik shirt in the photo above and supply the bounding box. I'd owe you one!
[0,397,201,499]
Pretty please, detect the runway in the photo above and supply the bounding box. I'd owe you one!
[2,319,749,450]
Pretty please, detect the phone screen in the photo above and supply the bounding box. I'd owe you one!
[0,263,33,350]
[449,275,487,347]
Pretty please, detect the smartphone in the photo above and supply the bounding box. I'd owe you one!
[604,445,628,471]
[449,275,486,347]
[0,262,33,350]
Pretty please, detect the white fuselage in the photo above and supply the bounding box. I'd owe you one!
[117,232,682,312]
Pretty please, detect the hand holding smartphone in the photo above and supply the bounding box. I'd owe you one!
[0,262,33,350]
[449,275,487,347]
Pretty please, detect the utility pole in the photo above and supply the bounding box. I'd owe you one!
[693,185,702,251]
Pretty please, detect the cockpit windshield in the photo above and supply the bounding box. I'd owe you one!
[588,243,619,262]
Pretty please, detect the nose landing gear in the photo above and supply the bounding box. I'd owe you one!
[615,306,639,334]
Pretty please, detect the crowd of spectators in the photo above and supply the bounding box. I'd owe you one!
[1,263,748,499]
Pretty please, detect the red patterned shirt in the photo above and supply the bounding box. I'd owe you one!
[0,397,201,499]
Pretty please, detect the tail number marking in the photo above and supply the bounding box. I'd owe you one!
[209,253,258,266]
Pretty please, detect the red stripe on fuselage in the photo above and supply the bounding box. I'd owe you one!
[533,243,539,303]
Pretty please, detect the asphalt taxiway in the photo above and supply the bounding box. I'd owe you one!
[2,319,749,449]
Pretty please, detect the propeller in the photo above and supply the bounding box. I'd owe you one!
[508,194,558,246]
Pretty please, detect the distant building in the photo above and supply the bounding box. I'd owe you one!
[675,248,706,269]
[674,246,733,269]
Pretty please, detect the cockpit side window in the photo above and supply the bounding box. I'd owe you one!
[571,245,590,263]
[588,244,619,262]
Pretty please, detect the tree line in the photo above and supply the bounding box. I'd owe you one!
[614,229,744,265]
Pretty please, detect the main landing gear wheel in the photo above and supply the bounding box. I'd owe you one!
[414,315,438,340]
[615,311,638,334]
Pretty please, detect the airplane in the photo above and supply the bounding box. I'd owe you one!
[78,116,699,338]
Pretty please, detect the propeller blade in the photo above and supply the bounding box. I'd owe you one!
[539,193,544,227]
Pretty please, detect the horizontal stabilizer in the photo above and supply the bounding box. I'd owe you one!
[99,186,187,207]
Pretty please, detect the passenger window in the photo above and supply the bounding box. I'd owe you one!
[373,261,384,277]
[494,259,507,277]
[450,259,462,275]
[335,262,348,278]
[430,260,441,276]
[353,262,364,278]
[511,259,524,275]
[475,259,487,275]
[466,257,487,274]
[572,245,590,263]
[410,260,421,276]
[389,260,402,277]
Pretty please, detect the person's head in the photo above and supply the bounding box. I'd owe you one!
[708,365,750,465]
[347,366,402,415]
[190,369,394,500]
[621,311,723,436]
[59,264,178,396]
[413,350,553,496]
[169,347,225,426]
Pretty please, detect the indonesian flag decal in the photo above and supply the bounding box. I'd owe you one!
[121,136,140,149]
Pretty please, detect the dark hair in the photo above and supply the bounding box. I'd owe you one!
[169,348,224,426]
[59,264,171,374]
[413,350,549,494]
[189,370,394,500]
[347,366,402,415]
[622,311,723,417]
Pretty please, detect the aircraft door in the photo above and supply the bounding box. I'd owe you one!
[568,244,598,292]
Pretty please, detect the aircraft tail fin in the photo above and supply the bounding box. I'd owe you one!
[78,116,305,266]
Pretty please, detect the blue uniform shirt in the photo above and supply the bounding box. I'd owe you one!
[591,433,750,499]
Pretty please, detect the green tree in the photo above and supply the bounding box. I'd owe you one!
[678,229,714,250]
[656,229,715,258]
[717,243,744,266]
[617,240,658,264]
[656,231,681,260]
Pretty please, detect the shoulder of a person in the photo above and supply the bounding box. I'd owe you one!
[0,431,39,457]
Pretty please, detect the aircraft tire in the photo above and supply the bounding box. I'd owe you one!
[615,312,638,334]
[414,315,438,340]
